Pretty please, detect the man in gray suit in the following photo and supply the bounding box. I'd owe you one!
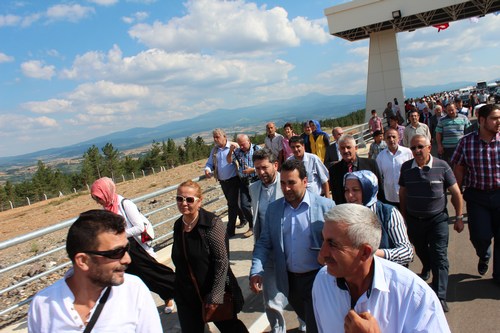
[249,148,287,332]
[250,159,335,333]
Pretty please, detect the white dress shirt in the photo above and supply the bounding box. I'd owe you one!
[312,256,450,333]
[28,270,162,333]
[289,153,329,195]
[376,146,413,202]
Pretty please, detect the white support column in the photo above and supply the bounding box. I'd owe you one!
[365,29,405,122]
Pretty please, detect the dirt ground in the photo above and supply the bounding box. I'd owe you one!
[0,160,208,243]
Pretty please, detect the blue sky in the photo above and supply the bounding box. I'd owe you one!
[1,0,499,158]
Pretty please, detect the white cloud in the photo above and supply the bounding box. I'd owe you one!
[20,60,56,79]
[290,17,330,44]
[60,45,294,91]
[0,52,14,63]
[348,46,368,57]
[68,81,150,102]
[87,0,119,6]
[46,4,95,22]
[0,114,58,134]
[128,0,328,54]
[122,11,149,24]
[22,99,73,114]
[0,14,22,27]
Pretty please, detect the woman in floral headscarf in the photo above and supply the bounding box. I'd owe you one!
[91,177,176,313]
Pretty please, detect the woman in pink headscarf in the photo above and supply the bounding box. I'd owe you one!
[91,177,176,313]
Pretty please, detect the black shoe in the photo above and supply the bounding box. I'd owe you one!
[478,259,489,276]
[236,221,247,229]
[440,299,449,313]
[418,270,430,281]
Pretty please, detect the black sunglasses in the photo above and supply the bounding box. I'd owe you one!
[84,243,130,259]
[176,195,199,204]
[410,145,428,151]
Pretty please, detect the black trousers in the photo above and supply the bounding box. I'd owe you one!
[126,238,175,301]
[219,176,241,236]
[406,212,449,300]
[287,270,319,333]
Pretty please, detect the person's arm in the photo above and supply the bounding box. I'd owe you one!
[436,132,444,155]
[205,148,214,178]
[453,164,466,189]
[448,183,464,233]
[121,199,146,238]
[399,186,407,220]
[204,215,229,304]
[377,207,414,265]
[321,181,331,199]
[226,145,236,164]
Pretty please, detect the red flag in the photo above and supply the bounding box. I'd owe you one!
[433,23,449,32]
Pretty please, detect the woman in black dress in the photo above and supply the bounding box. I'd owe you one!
[171,180,247,333]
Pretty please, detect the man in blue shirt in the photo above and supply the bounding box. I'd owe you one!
[250,159,335,333]
[205,128,241,238]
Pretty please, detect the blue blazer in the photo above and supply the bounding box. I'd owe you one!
[250,191,335,297]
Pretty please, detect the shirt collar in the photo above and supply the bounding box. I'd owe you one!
[411,154,433,169]
[285,189,311,209]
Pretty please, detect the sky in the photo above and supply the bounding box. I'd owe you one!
[1,0,499,158]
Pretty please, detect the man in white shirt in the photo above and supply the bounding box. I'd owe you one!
[403,109,431,147]
[312,204,450,333]
[288,136,330,198]
[376,129,413,208]
[28,210,162,333]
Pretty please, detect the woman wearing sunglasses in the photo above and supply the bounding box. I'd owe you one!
[171,180,248,332]
[90,177,176,314]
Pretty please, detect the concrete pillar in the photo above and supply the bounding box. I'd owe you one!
[365,29,405,123]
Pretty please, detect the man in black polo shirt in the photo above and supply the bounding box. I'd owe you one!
[399,134,463,313]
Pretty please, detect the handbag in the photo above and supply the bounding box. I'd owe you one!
[120,199,155,245]
[181,231,234,323]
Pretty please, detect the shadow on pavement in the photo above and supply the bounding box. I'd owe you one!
[448,273,500,302]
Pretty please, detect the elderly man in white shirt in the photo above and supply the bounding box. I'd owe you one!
[28,210,162,333]
[313,204,450,333]
[376,128,413,208]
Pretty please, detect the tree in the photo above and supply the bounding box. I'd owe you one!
[81,145,102,185]
[163,139,179,168]
[141,141,163,171]
[101,143,122,180]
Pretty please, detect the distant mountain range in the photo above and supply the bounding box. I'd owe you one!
[0,80,487,168]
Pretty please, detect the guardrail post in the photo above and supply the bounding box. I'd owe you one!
[9,201,13,209]
[132,172,135,180]
[73,188,77,194]
[142,169,145,177]
[59,191,63,197]
[43,194,47,201]
[122,175,125,182]
[86,184,90,191]
[151,167,155,175]
[26,197,31,206]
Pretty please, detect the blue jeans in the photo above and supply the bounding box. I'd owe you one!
[406,212,449,300]
[239,181,253,228]
[464,188,500,280]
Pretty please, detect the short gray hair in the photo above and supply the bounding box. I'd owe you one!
[323,204,381,254]
[410,134,430,146]
[213,128,226,137]
[338,134,356,146]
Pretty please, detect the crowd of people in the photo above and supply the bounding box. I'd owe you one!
[27,98,499,332]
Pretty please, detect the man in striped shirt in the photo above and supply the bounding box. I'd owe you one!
[436,103,471,165]
[451,104,500,282]
[399,134,463,313]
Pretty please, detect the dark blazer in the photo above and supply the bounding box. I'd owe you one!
[324,142,340,170]
[330,156,385,204]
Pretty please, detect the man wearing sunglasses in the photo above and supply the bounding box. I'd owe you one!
[398,135,463,313]
[28,210,162,332]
